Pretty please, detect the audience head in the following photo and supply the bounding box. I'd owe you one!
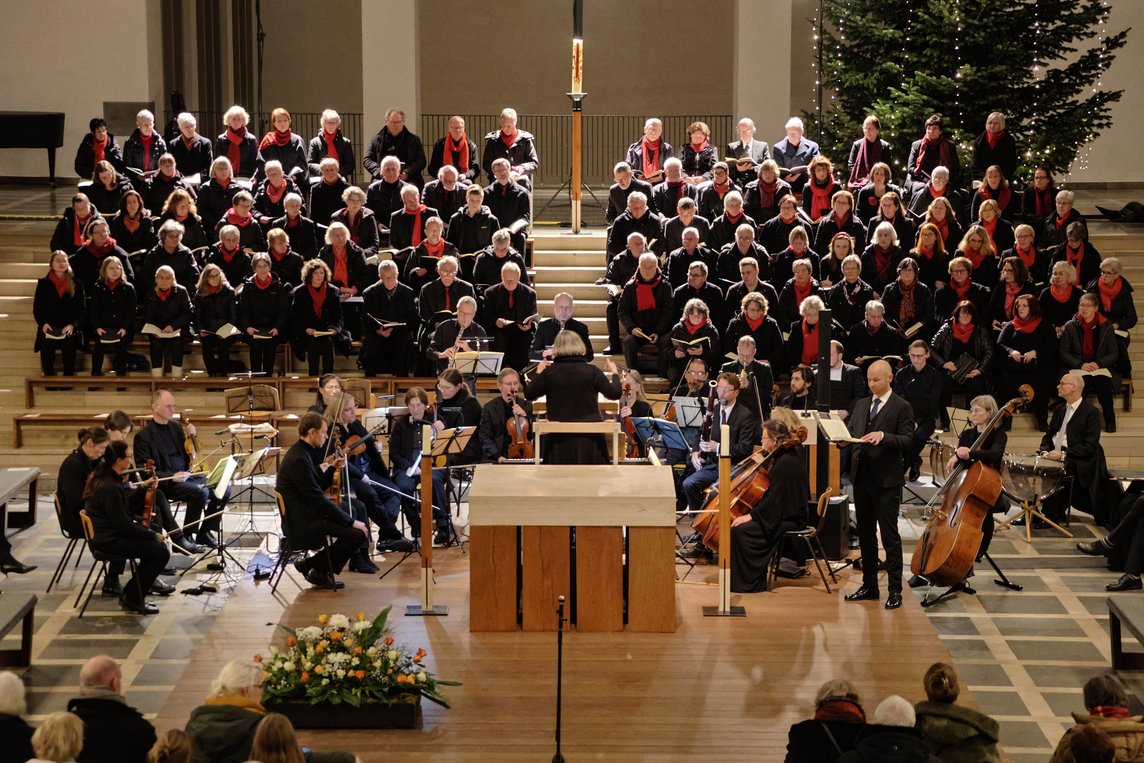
[873,695,916,727]
[1069,724,1116,763]
[0,670,27,716]
[922,662,961,704]
[1083,674,1129,711]
[31,711,85,763]
[80,654,122,694]
[814,677,862,712]
[147,728,194,763]
[250,713,307,763]
[210,659,263,699]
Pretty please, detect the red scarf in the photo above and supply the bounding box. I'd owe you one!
[265,181,287,205]
[331,244,349,287]
[963,247,986,270]
[914,243,934,261]
[793,279,812,307]
[932,217,949,244]
[106,278,121,291]
[48,271,69,298]
[259,129,292,151]
[254,272,272,290]
[1015,244,1035,270]
[873,245,894,283]
[156,287,172,302]
[1003,282,1022,318]
[744,312,764,332]
[139,132,154,171]
[285,214,299,229]
[308,284,327,317]
[218,244,240,264]
[814,700,865,724]
[181,134,196,152]
[757,179,779,210]
[443,133,470,173]
[86,237,116,259]
[979,184,1012,214]
[850,139,883,188]
[950,278,971,303]
[500,129,517,149]
[981,217,999,251]
[1065,244,1085,283]
[635,272,663,312]
[928,184,944,200]
[270,246,289,263]
[208,284,220,295]
[831,212,850,230]
[913,136,953,175]
[1055,213,1069,230]
[1099,276,1124,311]
[323,130,339,159]
[346,210,362,243]
[986,130,1004,150]
[123,215,141,234]
[1033,187,1053,218]
[690,140,709,155]
[226,127,245,170]
[406,205,427,247]
[424,239,446,260]
[725,211,743,226]
[712,180,731,200]
[1050,283,1073,303]
[952,320,975,344]
[507,286,515,309]
[1090,706,1133,720]
[225,208,252,227]
[809,177,836,219]
[92,135,107,166]
[443,284,453,311]
[1077,311,1107,361]
[1011,314,1042,334]
[898,280,916,326]
[684,317,709,336]
[641,137,663,176]
[73,214,91,249]
[801,319,819,366]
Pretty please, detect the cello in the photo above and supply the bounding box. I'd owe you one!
[620,380,640,459]
[911,385,1032,586]
[691,427,807,551]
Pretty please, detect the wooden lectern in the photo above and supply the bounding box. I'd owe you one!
[468,464,677,633]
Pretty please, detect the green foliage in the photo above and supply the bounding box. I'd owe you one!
[806,0,1128,181]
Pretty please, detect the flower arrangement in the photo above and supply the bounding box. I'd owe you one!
[259,607,459,708]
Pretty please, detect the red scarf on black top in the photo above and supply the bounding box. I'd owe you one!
[641,137,662,176]
[684,317,708,336]
[725,211,743,226]
[92,135,107,166]
[809,177,836,220]
[1015,244,1035,270]
[443,134,470,173]
[1065,243,1085,283]
[711,180,731,200]
[106,278,121,291]
[963,247,986,270]
[979,184,1011,214]
[139,132,154,171]
[981,217,999,251]
[73,214,92,249]
[635,272,663,312]
[814,700,865,724]
[690,140,709,156]
[86,237,116,259]
[218,244,240,264]
[744,312,764,332]
[1003,282,1022,318]
[323,130,339,159]
[271,246,289,263]
[801,319,819,366]
[873,245,894,283]
[1055,213,1070,230]
[986,130,1005,150]
[331,245,349,287]
[225,208,252,227]
[1011,313,1042,333]
[952,320,975,344]
[950,277,971,303]
[48,271,69,298]
[181,134,197,152]
[1050,283,1073,303]
[308,283,327,318]
[1099,276,1123,311]
[931,217,949,245]
[254,272,272,290]
[914,243,934,261]
[914,136,953,176]
[265,181,287,205]
[1077,311,1107,362]
[406,205,427,246]
[757,179,779,210]
[346,210,361,243]
[259,129,292,152]
[898,280,916,325]
[423,239,445,260]
[1033,187,1053,218]
[156,287,171,302]
[208,284,220,295]
[225,127,246,170]
[500,129,517,149]
[793,278,812,307]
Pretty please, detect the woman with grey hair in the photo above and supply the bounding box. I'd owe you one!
[170,111,214,178]
[123,108,167,185]
[184,660,267,763]
[0,670,34,762]
[214,105,258,178]
[785,678,867,762]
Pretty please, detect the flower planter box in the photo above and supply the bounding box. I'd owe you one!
[264,695,421,729]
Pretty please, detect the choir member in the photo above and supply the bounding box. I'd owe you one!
[976,197,1015,258]
[680,120,717,183]
[971,113,1017,183]
[206,225,253,288]
[483,262,537,373]
[696,161,740,221]
[774,256,822,330]
[532,292,593,362]
[364,108,427,188]
[309,158,350,227]
[814,188,867,254]
[1004,223,1048,288]
[327,186,377,261]
[364,156,408,240]
[1021,167,1057,225]
[661,196,711,254]
[141,219,200,296]
[989,256,1037,329]
[447,184,500,268]
[70,218,132,294]
[389,185,438,261]
[34,251,85,376]
[1089,257,1136,379]
[404,216,455,295]
[50,193,101,254]
[361,259,418,378]
[253,160,303,227]
[819,231,855,289]
[481,107,538,190]
[672,260,727,330]
[906,114,960,190]
[265,227,304,289]
[236,252,289,377]
[726,117,770,186]
[931,300,994,428]
[142,265,193,377]
[214,105,258,179]
[784,294,826,373]
[306,109,356,183]
[743,159,792,225]
[625,118,673,184]
[716,224,770,285]
[934,256,991,323]
[847,115,896,192]
[619,252,674,375]
[606,161,654,225]
[972,166,1018,224]
[428,116,480,184]
[471,228,528,291]
[802,155,839,221]
[881,256,936,342]
[193,264,237,377]
[1050,221,1102,289]
[1036,189,1083,250]
[773,116,820,193]
[759,193,811,255]
[708,191,755,252]
[88,256,135,377]
[157,187,210,255]
[256,108,307,186]
[893,340,942,481]
[213,190,263,251]
[997,294,1056,430]
[771,224,821,293]
[289,259,342,376]
[666,298,721,388]
[666,227,720,291]
[1060,293,1120,432]
[318,223,369,341]
[122,109,167,186]
[196,157,240,232]
[826,253,875,334]
[957,224,1001,291]
[422,165,465,225]
[723,290,786,373]
[86,160,132,215]
[482,158,531,255]
[427,294,486,373]
[74,117,123,180]
[845,300,904,373]
[605,190,663,261]
[650,158,697,218]
[911,222,949,290]
[170,112,214,179]
[860,222,905,296]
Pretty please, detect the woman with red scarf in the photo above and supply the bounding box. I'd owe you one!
[772,224,820,294]
[193,264,238,377]
[1050,675,1144,760]
[988,256,1037,329]
[974,197,1015,258]
[144,154,190,222]
[197,157,241,232]
[236,253,290,377]
[722,292,786,373]
[157,188,210,256]
[820,231,856,289]
[49,193,101,254]
[802,156,839,222]
[318,223,369,341]
[213,191,264,251]
[854,162,902,226]
[866,190,916,251]
[680,121,717,184]
[1037,189,1084,250]
[785,678,867,761]
[1021,167,1058,225]
[971,166,1018,224]
[1051,221,1103,289]
[122,109,167,186]
[743,160,793,225]
[265,228,304,289]
[775,255,822,329]
[70,218,132,294]
[910,222,949,290]
[74,117,123,180]
[998,295,1056,430]
[256,108,307,186]
[880,257,935,341]
[666,298,720,386]
[860,222,904,296]
[328,186,378,261]
[906,114,960,189]
[826,254,875,335]
[252,160,302,227]
[919,195,964,254]
[971,112,1017,182]
[86,160,132,215]
[271,193,319,262]
[956,224,1001,290]
[784,294,826,373]
[88,256,136,377]
[1001,223,1047,287]
[33,251,85,376]
[931,300,993,425]
[142,265,193,377]
[814,189,867,255]
[306,109,356,183]
[170,112,213,178]
[214,106,258,178]
[108,190,156,258]
[1088,257,1136,380]
[206,225,253,289]
[403,216,456,295]
[1039,261,1084,339]
[935,256,991,323]
[290,259,343,376]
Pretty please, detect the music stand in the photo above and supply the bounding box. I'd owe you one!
[196,457,250,587]
[630,417,690,455]
[671,397,707,428]
[451,350,505,376]
[224,384,281,528]
[943,407,972,439]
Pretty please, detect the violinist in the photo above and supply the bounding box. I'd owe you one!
[388,387,453,545]
[478,368,534,464]
[943,396,1007,562]
[619,369,655,440]
[56,428,112,560]
[308,373,344,415]
[729,419,811,593]
[84,440,172,615]
[436,368,483,465]
[524,330,622,465]
[276,413,368,589]
[133,389,230,549]
[721,335,774,422]
[681,372,762,516]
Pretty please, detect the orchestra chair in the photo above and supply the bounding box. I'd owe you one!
[46,492,87,594]
[75,510,141,618]
[768,487,838,593]
[268,490,333,594]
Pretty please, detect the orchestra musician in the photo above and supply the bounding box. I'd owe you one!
[478,368,534,464]
[388,387,453,545]
[942,395,1007,563]
[721,334,775,423]
[1038,371,1110,527]
[893,340,942,483]
[309,374,348,416]
[427,295,488,374]
[779,364,814,412]
[277,412,368,589]
[532,292,593,362]
[730,419,811,593]
[83,440,172,615]
[524,330,622,465]
[435,368,484,465]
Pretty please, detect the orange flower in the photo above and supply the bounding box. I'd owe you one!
[329,631,342,642]
[300,671,310,682]
[286,636,297,647]
[253,653,263,663]
[356,611,366,621]
[413,648,427,664]
[318,614,329,625]
[355,670,366,680]
[354,646,363,655]
[384,635,394,646]
[314,665,324,675]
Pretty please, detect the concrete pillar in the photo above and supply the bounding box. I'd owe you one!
[361,0,420,147]
[733,0,792,139]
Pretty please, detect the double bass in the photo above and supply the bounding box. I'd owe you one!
[911,386,1032,586]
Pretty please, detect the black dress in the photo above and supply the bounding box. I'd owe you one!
[523,356,623,464]
[730,446,810,593]
[32,276,85,375]
[951,425,1007,557]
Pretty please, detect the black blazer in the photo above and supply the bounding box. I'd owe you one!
[57,448,97,537]
[32,277,85,351]
[142,285,193,335]
[478,396,534,462]
[1039,398,1108,518]
[427,136,480,183]
[276,439,351,532]
[847,392,915,487]
[606,178,654,224]
[289,282,343,344]
[892,363,942,421]
[531,317,593,362]
[693,401,760,463]
[236,275,290,338]
[133,419,192,478]
[88,279,138,339]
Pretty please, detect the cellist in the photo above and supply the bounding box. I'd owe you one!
[729,419,811,593]
[942,395,1007,564]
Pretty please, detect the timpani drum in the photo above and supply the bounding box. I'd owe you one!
[927,437,958,485]
[1001,453,1066,504]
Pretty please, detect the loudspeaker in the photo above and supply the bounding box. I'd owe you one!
[818,494,851,561]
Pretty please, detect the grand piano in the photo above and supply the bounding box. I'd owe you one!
[0,112,66,185]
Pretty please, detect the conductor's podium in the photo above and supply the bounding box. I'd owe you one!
[468,464,678,633]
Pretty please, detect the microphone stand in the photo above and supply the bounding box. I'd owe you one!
[552,595,566,763]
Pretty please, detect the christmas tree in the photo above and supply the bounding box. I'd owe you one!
[808,0,1128,182]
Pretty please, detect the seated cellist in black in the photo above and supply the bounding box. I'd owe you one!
[941,394,1007,565]
[729,418,811,593]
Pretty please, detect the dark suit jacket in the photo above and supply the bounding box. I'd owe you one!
[275,439,351,534]
[848,392,915,487]
[693,401,760,463]
[726,138,770,185]
[478,395,534,462]
[133,419,191,479]
[829,363,867,413]
[1039,398,1108,516]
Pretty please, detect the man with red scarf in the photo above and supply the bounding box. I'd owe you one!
[661,196,711,255]
[50,193,101,255]
[708,191,756,251]
[696,162,741,222]
[418,256,477,369]
[365,156,411,244]
[650,158,697,218]
[606,162,654,225]
[618,253,674,375]
[481,108,539,190]
[482,262,537,373]
[75,118,125,179]
[906,114,961,191]
[122,110,167,186]
[428,115,479,185]
[363,108,427,189]
[306,109,356,183]
[666,228,720,291]
[970,112,1017,183]
[1060,293,1120,432]
[625,118,674,184]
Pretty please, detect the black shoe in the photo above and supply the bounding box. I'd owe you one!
[292,559,310,576]
[434,528,454,546]
[196,533,219,549]
[907,574,928,589]
[161,566,177,576]
[680,544,712,560]
[0,559,36,575]
[304,568,344,590]
[348,558,379,574]
[119,595,159,615]
[1078,539,1111,556]
[101,577,123,597]
[907,461,921,483]
[1106,574,1142,592]
[150,581,176,596]
[885,592,903,609]
[173,536,205,554]
[844,585,879,602]
[1107,423,1117,433]
[377,537,415,553]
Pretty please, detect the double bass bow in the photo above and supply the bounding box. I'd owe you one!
[911,385,1032,587]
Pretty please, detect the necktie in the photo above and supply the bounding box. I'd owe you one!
[869,397,881,420]
[721,409,727,426]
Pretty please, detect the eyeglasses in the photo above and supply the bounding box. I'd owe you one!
[1101,270,1117,275]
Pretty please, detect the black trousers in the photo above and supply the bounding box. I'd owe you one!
[92,338,129,376]
[149,336,185,369]
[1109,498,1144,575]
[91,537,170,604]
[199,335,236,377]
[493,326,533,374]
[1082,375,1117,430]
[907,419,936,469]
[160,478,227,537]
[40,335,78,375]
[302,335,335,376]
[853,465,904,594]
[299,519,366,575]
[246,337,279,377]
[349,477,404,538]
[623,333,669,376]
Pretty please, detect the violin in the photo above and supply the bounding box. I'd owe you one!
[505,397,533,459]
[620,381,640,459]
[183,416,200,472]
[140,459,157,529]
[324,426,343,504]
[342,422,384,457]
[691,427,807,551]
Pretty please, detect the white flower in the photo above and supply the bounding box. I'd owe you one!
[329,613,351,630]
[298,626,323,641]
[387,650,398,661]
[417,672,427,683]
[283,661,295,672]
[336,669,346,678]
[322,678,329,685]
[352,621,371,633]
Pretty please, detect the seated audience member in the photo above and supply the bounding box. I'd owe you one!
[607,161,654,225]
[722,334,774,421]
[814,188,866,254]
[708,190,755,251]
[34,251,84,377]
[914,662,1002,763]
[906,113,960,190]
[662,196,711,254]
[307,108,356,182]
[1051,221,1103,290]
[532,292,593,362]
[848,115,895,193]
[723,290,785,372]
[894,340,942,482]
[666,227,720,290]
[422,164,466,223]
[1022,166,1058,225]
[197,156,240,232]
[361,259,418,377]
[931,300,993,427]
[1038,189,1084,250]
[75,117,124,180]
[68,654,156,763]
[364,156,410,239]
[625,117,673,183]
[845,300,903,373]
[666,298,720,387]
[404,215,455,295]
[471,228,529,291]
[289,259,342,377]
[696,161,740,221]
[802,155,839,221]
[619,252,674,375]
[973,167,1019,225]
[29,712,85,763]
[1060,292,1120,432]
[427,295,486,373]
[673,259,726,328]
[651,158,698,217]
[881,257,935,340]
[1089,256,1136,379]
[122,109,167,186]
[237,252,289,377]
[448,185,501,271]
[86,159,132,215]
[784,294,826,373]
[251,713,361,763]
[837,695,941,763]
[934,256,991,323]
[272,192,320,261]
[1049,674,1144,763]
[256,108,308,186]
[0,671,35,763]
[743,159,793,224]
[214,104,258,178]
[169,112,214,178]
[482,158,531,254]
[866,189,915,253]
[772,116,820,193]
[860,221,904,295]
[364,108,427,187]
[428,115,479,184]
[826,253,875,333]
[252,160,302,227]
[309,157,351,227]
[185,660,271,763]
[760,193,812,256]
[206,224,252,288]
[716,223,769,285]
[680,120,717,183]
[214,190,263,251]
[146,729,193,763]
[726,116,770,186]
[971,112,1018,182]
[482,261,538,373]
[481,107,538,190]
[785,678,867,763]
[50,192,101,254]
[774,256,821,329]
